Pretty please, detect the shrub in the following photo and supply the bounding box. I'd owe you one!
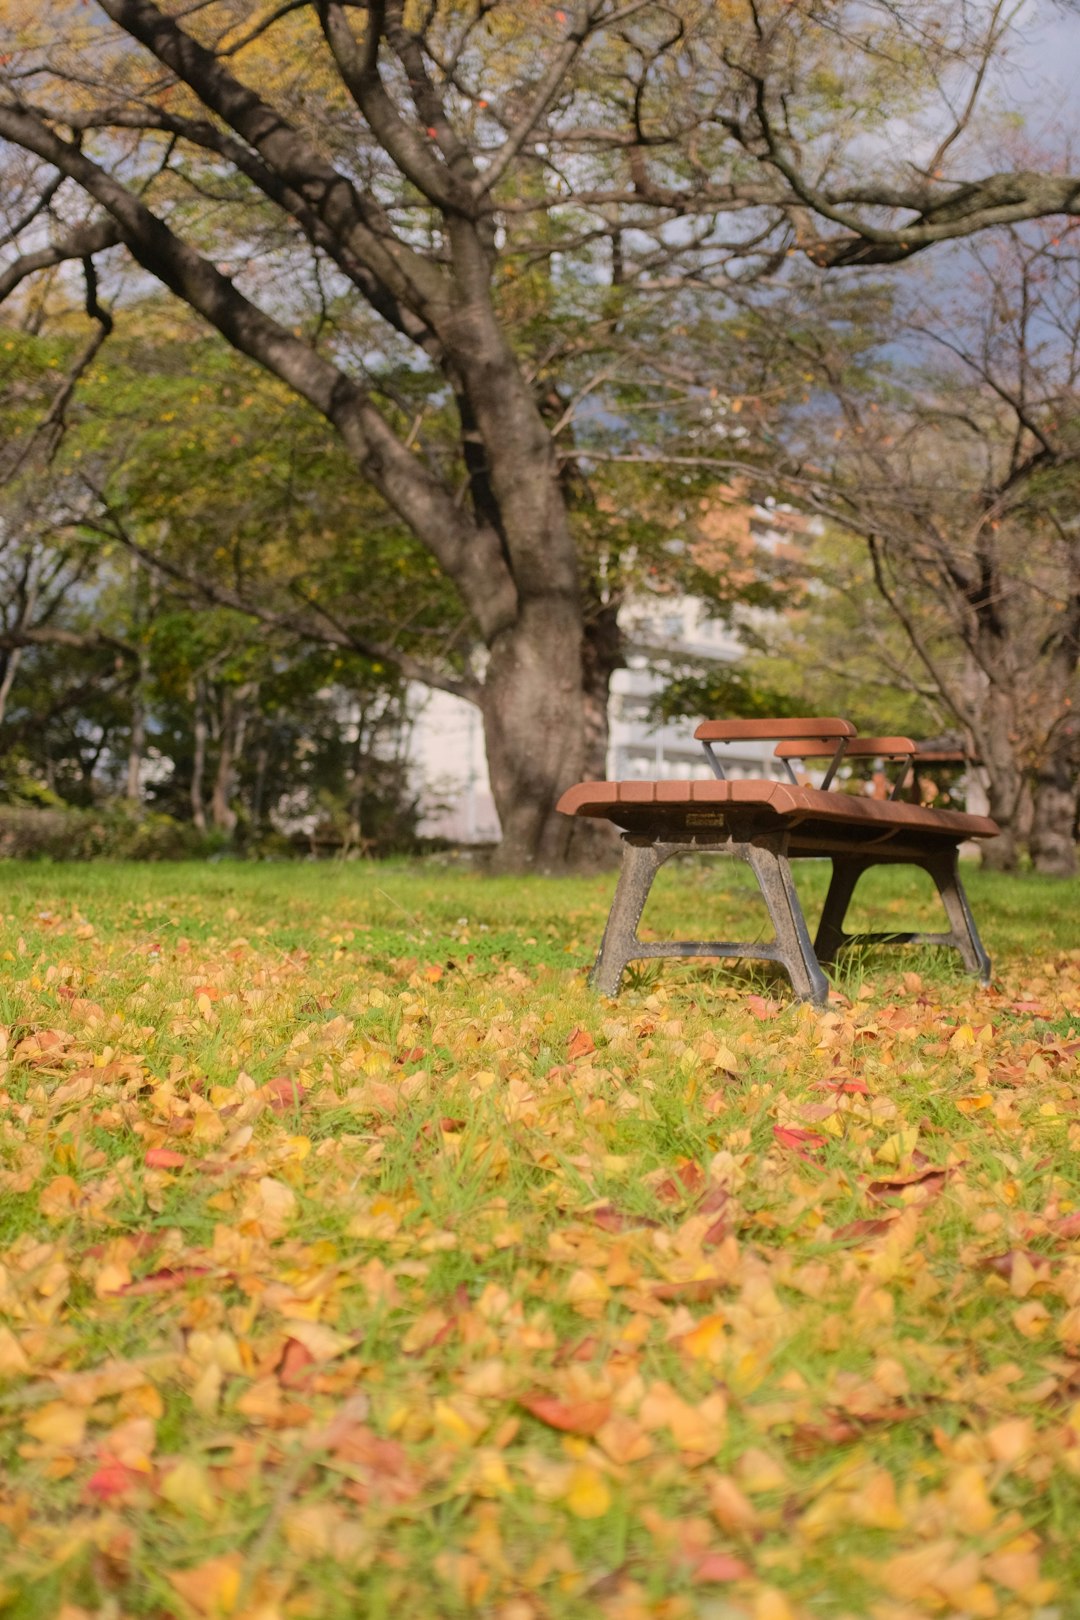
[0,804,220,861]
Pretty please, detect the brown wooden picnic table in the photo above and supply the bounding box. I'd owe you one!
[558,718,997,1006]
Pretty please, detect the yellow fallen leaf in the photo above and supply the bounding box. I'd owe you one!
[985,1417,1034,1463]
[282,1319,352,1361]
[852,1468,904,1530]
[241,1176,297,1239]
[564,1464,611,1519]
[167,1553,243,1616]
[709,1474,760,1533]
[161,1458,216,1519]
[875,1128,919,1165]
[946,1464,996,1533]
[191,1363,222,1419]
[1012,1300,1050,1339]
[94,1261,131,1298]
[595,1414,652,1465]
[0,1326,30,1377]
[680,1313,725,1361]
[433,1398,484,1445]
[24,1402,86,1449]
[754,1588,797,1620]
[735,1447,788,1493]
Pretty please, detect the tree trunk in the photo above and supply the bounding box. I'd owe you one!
[977,689,1026,871]
[569,596,623,867]
[1030,729,1079,876]
[211,685,253,834]
[125,646,149,807]
[0,648,22,727]
[481,598,586,872]
[190,680,208,833]
[211,703,237,834]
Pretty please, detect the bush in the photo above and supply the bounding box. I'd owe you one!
[0,804,221,861]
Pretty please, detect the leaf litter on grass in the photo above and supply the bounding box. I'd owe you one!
[0,863,1078,1617]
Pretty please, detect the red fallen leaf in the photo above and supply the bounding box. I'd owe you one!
[1054,1213,1080,1239]
[331,1427,424,1505]
[144,1148,187,1170]
[831,1216,899,1242]
[278,1338,316,1390]
[83,1231,160,1262]
[980,1248,1049,1279]
[120,1266,212,1296]
[519,1393,611,1436]
[262,1077,306,1112]
[400,1046,426,1065]
[567,1027,596,1061]
[84,1459,143,1503]
[790,1417,862,1457]
[867,1167,949,1202]
[746,995,781,1020]
[193,984,221,1001]
[692,1553,752,1584]
[553,1335,599,1366]
[654,1161,706,1204]
[1010,1001,1052,1015]
[703,1217,728,1248]
[652,1277,728,1303]
[773,1126,827,1158]
[814,1077,869,1095]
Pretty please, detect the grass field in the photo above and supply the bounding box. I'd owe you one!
[0,855,1079,1619]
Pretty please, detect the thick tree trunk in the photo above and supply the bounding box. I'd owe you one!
[481,598,586,872]
[1030,735,1079,877]
[978,689,1026,871]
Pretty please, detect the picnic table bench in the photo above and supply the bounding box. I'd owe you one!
[557,717,997,1006]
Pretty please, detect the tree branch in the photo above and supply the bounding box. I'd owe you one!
[0,216,120,305]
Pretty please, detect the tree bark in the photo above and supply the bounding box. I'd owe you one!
[210,694,238,834]
[1030,726,1079,876]
[481,597,585,872]
[125,644,149,807]
[190,679,208,833]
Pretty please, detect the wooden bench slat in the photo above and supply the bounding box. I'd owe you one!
[556,778,998,841]
[773,736,915,760]
[693,716,856,742]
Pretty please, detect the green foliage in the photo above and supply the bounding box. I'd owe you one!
[0,804,215,861]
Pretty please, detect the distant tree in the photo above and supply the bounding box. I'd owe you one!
[3,1,1080,865]
[748,227,1080,872]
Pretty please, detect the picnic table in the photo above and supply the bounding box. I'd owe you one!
[558,718,997,1006]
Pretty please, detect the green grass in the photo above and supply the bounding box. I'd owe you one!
[0,856,1078,1618]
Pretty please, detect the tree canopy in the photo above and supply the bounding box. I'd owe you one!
[3,1,1080,863]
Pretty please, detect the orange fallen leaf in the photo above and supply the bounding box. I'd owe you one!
[144,1148,187,1170]
[692,1552,752,1583]
[567,1027,595,1061]
[518,1393,611,1436]
[167,1553,243,1616]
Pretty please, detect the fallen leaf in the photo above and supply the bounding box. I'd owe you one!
[519,1393,611,1436]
